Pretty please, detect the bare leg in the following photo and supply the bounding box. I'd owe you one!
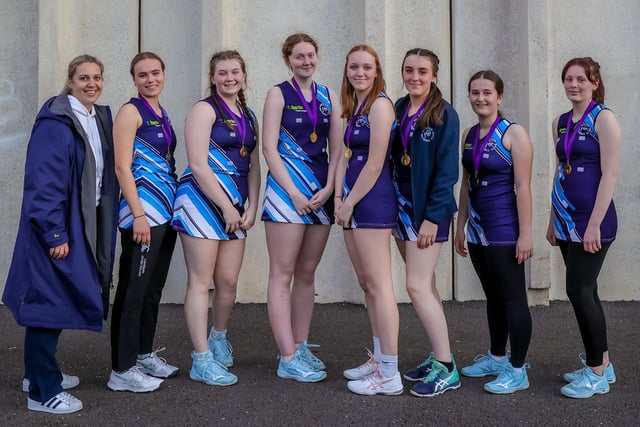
[265,222,305,358]
[399,239,451,362]
[211,240,245,331]
[181,234,218,354]
[291,225,331,344]
[349,228,398,356]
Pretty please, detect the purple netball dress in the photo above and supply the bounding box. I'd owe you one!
[341,93,397,229]
[551,103,617,243]
[461,118,519,246]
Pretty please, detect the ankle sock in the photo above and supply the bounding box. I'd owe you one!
[378,353,398,378]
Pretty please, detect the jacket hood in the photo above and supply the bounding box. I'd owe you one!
[35,94,76,126]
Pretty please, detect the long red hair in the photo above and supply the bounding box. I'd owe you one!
[340,45,386,120]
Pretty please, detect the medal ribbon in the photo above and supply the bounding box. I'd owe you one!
[291,78,318,134]
[138,93,173,150]
[216,93,247,145]
[472,116,501,176]
[345,97,368,149]
[400,100,427,155]
[563,99,595,165]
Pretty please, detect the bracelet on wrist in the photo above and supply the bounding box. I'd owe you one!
[134,214,145,219]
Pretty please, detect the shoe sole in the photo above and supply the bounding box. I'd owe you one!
[137,366,180,379]
[403,374,425,382]
[484,384,530,394]
[189,373,238,386]
[461,371,500,378]
[277,371,327,383]
[347,385,404,396]
[27,403,83,414]
[563,375,616,384]
[107,381,161,393]
[560,387,609,399]
[410,382,461,397]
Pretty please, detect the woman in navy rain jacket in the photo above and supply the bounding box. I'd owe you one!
[3,54,118,414]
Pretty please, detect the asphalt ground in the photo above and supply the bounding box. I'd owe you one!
[1,301,638,426]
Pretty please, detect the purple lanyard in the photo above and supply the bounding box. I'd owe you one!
[137,94,172,148]
[291,78,318,131]
[472,116,501,174]
[400,100,427,153]
[345,97,368,148]
[564,100,595,162]
[216,93,247,144]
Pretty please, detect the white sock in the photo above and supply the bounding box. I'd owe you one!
[373,337,381,360]
[378,353,398,378]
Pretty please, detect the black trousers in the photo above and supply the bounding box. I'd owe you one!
[110,223,177,371]
[468,243,532,368]
[558,240,611,367]
[25,327,63,402]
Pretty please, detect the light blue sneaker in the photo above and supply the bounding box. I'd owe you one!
[208,329,234,368]
[189,351,238,386]
[410,358,461,397]
[484,363,530,394]
[461,352,510,378]
[563,354,616,384]
[561,368,609,399]
[298,341,326,371]
[277,348,327,383]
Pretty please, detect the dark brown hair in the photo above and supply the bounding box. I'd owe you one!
[402,48,445,128]
[468,70,504,118]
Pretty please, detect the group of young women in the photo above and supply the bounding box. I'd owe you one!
[2,31,621,414]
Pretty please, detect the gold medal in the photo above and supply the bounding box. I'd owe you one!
[240,145,248,157]
[310,132,318,143]
[563,163,572,175]
[401,153,411,166]
[345,147,352,159]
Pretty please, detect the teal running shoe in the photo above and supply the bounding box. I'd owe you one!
[208,329,234,368]
[277,348,327,383]
[461,352,509,377]
[561,368,609,399]
[484,363,530,394]
[404,352,435,382]
[410,358,461,397]
[563,354,616,384]
[298,341,326,371]
[189,351,238,386]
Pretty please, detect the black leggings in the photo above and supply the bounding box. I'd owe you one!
[558,241,610,367]
[468,243,532,367]
[111,223,177,371]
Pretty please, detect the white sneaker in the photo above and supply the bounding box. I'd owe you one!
[347,370,404,396]
[343,350,379,380]
[27,391,83,414]
[107,366,163,392]
[137,347,179,378]
[22,372,80,392]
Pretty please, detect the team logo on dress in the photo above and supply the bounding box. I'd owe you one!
[319,102,330,116]
[356,116,369,128]
[421,127,434,142]
[485,139,496,150]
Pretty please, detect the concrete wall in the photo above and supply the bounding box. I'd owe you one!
[1,0,639,304]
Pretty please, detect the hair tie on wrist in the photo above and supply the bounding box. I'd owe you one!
[134,214,145,219]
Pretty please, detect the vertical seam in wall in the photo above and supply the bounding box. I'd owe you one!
[449,0,456,301]
[137,0,142,52]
